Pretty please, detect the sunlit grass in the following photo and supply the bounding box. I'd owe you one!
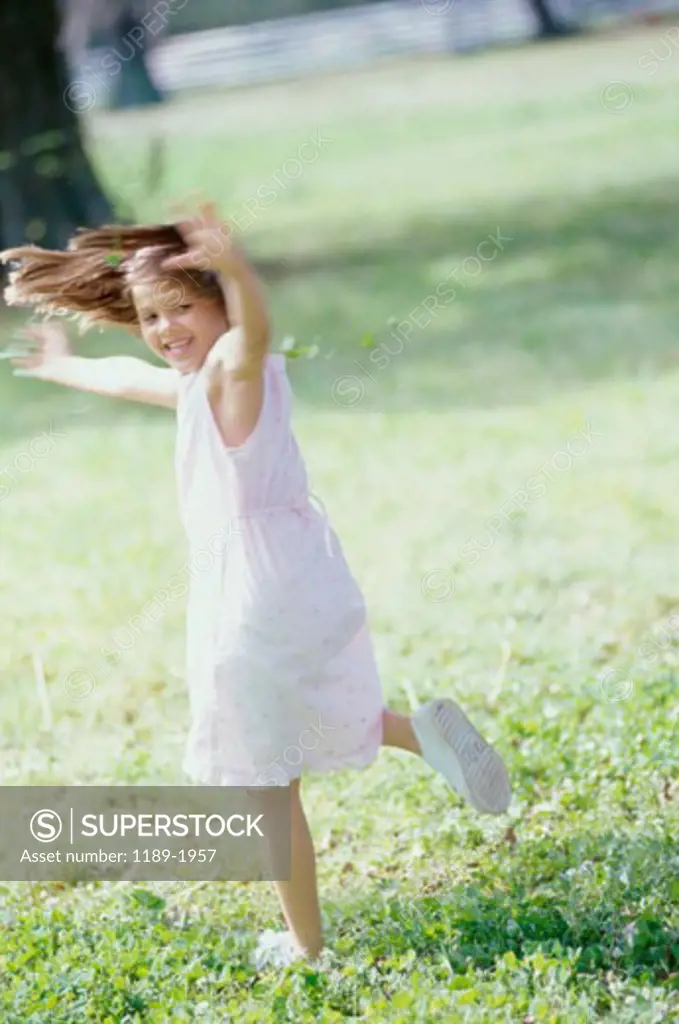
[1,28,679,1022]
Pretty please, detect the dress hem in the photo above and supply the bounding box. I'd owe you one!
[182,741,382,788]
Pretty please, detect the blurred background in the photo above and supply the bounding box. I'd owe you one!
[1,0,677,251]
[2,2,679,1019]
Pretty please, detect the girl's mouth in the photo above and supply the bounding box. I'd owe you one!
[163,339,193,357]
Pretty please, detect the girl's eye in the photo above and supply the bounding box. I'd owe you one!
[178,303,192,312]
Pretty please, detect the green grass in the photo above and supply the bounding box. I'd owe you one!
[2,26,679,1022]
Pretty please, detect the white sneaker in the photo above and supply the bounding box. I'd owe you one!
[253,930,303,970]
[412,698,511,815]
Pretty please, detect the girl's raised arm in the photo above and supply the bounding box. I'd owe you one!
[163,203,271,446]
[3,321,178,409]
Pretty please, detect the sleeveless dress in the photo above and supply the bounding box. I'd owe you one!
[175,352,384,786]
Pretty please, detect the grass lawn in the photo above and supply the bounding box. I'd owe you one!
[1,25,679,1022]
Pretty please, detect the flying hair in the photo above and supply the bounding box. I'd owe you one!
[0,223,225,332]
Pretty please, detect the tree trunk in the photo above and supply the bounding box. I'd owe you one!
[107,7,165,111]
[525,0,578,37]
[0,0,114,254]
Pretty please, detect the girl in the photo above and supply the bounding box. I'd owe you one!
[1,204,511,967]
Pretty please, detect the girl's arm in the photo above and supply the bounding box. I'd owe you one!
[163,204,270,446]
[4,322,178,409]
[211,258,270,377]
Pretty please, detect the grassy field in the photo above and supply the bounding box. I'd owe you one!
[2,25,679,1022]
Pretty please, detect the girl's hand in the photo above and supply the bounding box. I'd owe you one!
[0,320,73,378]
[163,201,246,279]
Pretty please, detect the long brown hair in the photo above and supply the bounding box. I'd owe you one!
[0,224,225,331]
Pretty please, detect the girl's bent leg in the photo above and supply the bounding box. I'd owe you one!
[272,778,323,959]
[383,698,512,815]
[381,708,422,756]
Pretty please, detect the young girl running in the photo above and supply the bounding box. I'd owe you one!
[1,204,511,967]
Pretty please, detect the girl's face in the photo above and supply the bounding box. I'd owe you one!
[132,279,228,374]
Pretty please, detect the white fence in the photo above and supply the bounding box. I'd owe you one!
[150,1,533,91]
[77,0,679,97]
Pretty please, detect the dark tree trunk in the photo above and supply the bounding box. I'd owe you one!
[526,0,578,37]
[0,0,114,253]
[107,7,164,111]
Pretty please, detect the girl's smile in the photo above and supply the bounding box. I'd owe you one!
[161,336,195,361]
[132,280,228,374]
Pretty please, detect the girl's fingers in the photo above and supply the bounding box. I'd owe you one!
[162,253,198,270]
[170,189,206,214]
[170,197,210,231]
[170,198,220,239]
[10,357,41,371]
[1,341,38,360]
[168,199,193,222]
[13,337,40,353]
[16,326,42,342]
[199,201,219,225]
[173,217,195,238]
[17,326,56,350]
[1,326,52,369]
[9,348,40,361]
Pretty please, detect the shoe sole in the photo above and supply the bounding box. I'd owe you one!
[253,931,302,969]
[412,697,511,815]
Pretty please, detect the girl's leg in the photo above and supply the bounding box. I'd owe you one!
[272,777,323,958]
[381,708,421,755]
[380,703,512,815]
